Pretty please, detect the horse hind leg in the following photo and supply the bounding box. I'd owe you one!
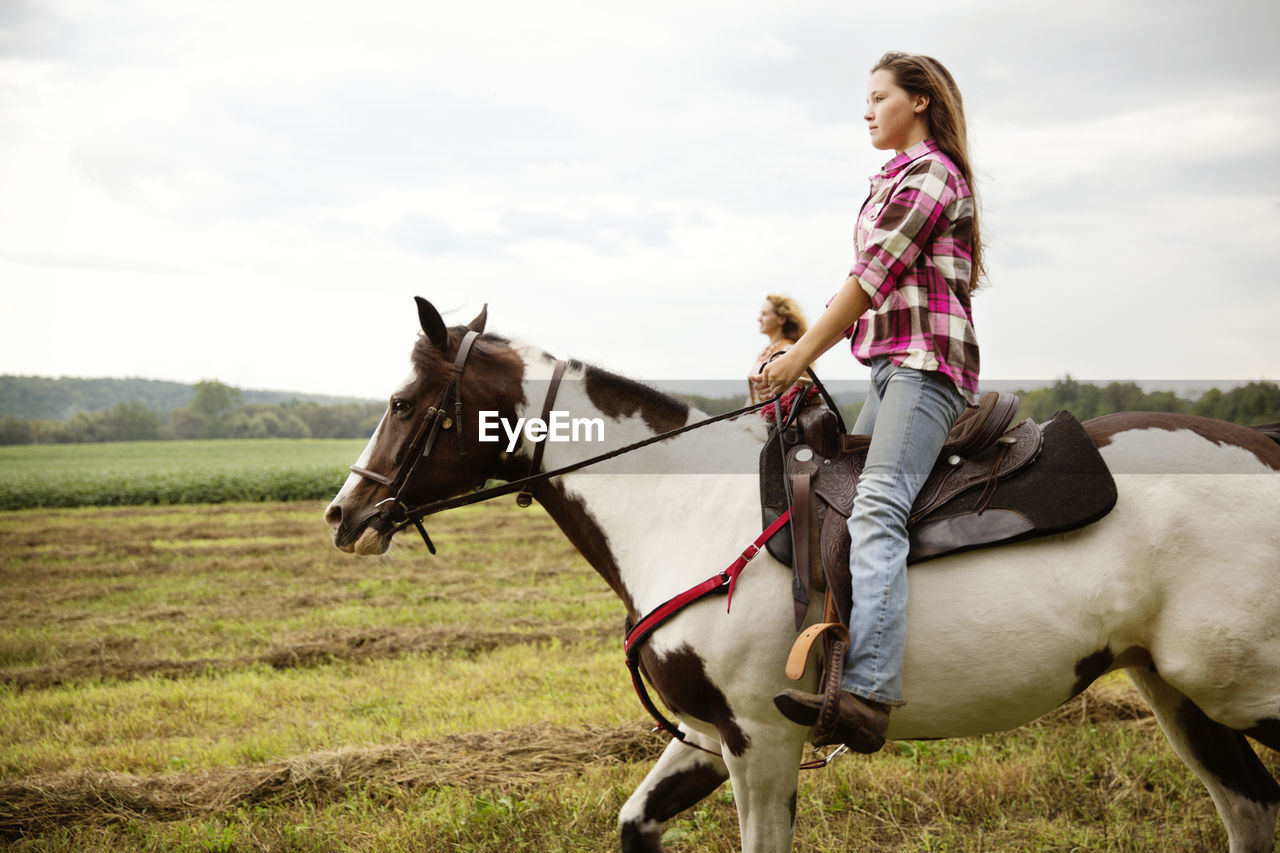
[1128,668,1280,852]
[618,728,729,853]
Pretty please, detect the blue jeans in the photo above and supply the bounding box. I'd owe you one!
[842,358,966,707]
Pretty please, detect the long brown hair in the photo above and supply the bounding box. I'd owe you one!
[872,52,985,293]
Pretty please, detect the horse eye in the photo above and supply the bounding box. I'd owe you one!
[391,399,413,418]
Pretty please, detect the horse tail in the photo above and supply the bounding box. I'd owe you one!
[1253,422,1280,448]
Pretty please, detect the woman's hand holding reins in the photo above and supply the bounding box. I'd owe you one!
[752,349,808,399]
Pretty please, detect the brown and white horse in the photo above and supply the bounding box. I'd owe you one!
[325,298,1280,853]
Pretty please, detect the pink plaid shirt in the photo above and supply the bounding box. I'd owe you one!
[846,139,979,402]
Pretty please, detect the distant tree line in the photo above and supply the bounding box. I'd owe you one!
[0,381,383,445]
[3,377,1277,446]
[685,379,1280,430]
[1013,377,1280,425]
[0,375,367,420]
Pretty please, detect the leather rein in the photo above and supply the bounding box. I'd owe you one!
[350,332,787,547]
[347,334,837,760]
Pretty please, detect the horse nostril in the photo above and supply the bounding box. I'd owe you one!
[324,502,343,528]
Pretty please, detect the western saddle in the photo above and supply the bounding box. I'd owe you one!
[759,386,1117,731]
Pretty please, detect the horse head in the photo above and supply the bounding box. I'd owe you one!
[325,297,525,554]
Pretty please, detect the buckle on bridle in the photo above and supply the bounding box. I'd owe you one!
[424,406,453,431]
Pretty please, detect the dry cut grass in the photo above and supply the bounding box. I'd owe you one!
[1,500,1276,851]
[0,722,663,836]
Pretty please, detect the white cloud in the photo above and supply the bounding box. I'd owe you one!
[0,0,1277,400]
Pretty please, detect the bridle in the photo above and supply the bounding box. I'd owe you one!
[348,330,485,554]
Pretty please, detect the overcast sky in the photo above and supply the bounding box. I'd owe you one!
[2,0,1277,400]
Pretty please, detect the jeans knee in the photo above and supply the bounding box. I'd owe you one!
[850,471,913,526]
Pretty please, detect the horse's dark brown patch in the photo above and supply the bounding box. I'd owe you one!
[1071,648,1114,698]
[642,762,728,824]
[618,822,659,853]
[1086,412,1280,470]
[583,365,689,434]
[1069,646,1153,699]
[1177,698,1280,805]
[621,763,726,853]
[640,643,749,757]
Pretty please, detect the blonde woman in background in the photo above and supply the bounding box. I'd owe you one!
[748,295,808,405]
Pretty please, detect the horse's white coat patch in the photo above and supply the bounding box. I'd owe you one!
[1100,426,1275,474]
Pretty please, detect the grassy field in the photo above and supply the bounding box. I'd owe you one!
[1,499,1274,851]
[0,440,368,510]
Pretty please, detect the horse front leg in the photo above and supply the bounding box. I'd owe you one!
[722,723,807,853]
[618,726,729,853]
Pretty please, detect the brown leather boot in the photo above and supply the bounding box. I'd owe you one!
[773,688,890,753]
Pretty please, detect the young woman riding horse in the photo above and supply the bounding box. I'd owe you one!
[755,52,982,753]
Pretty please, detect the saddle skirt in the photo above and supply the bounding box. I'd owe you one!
[760,402,1117,629]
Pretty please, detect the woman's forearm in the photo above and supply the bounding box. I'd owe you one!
[788,275,872,363]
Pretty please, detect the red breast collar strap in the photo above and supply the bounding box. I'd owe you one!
[622,508,792,750]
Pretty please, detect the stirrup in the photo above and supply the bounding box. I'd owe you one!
[811,638,849,745]
[784,621,851,744]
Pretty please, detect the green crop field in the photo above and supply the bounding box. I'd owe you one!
[1,499,1271,851]
[0,439,368,510]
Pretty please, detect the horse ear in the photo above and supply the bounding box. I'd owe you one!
[468,304,488,333]
[415,297,448,351]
